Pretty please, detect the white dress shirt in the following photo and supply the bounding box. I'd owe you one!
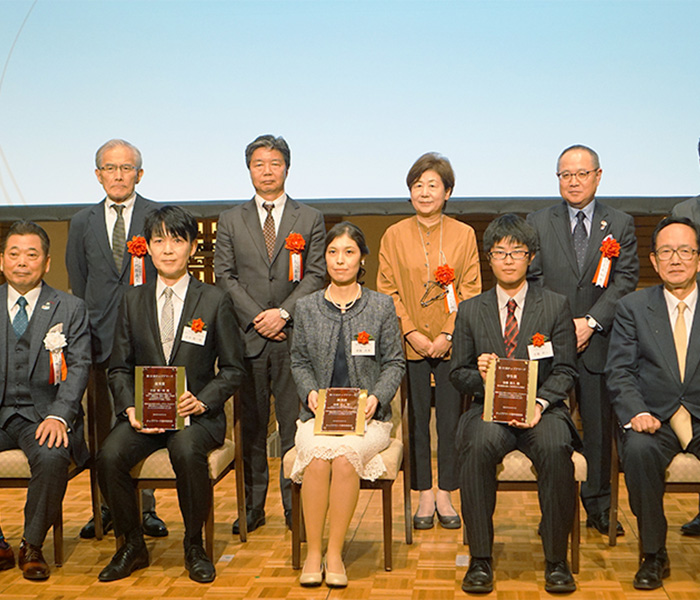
[566,199,596,237]
[254,192,287,235]
[7,283,42,321]
[104,192,136,248]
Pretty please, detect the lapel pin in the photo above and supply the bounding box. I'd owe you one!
[600,220,608,230]
[41,302,52,310]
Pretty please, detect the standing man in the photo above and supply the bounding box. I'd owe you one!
[527,145,639,536]
[215,134,325,532]
[0,221,91,580]
[606,216,700,590]
[66,139,166,538]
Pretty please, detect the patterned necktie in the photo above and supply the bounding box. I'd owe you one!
[670,302,692,449]
[112,204,126,270]
[262,202,276,261]
[573,211,588,272]
[161,287,174,362]
[504,298,518,358]
[13,296,28,338]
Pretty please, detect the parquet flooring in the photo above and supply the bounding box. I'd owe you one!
[2,458,700,599]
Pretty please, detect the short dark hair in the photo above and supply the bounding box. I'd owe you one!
[483,213,539,255]
[650,216,700,252]
[245,135,291,169]
[144,206,198,244]
[1,220,50,256]
[557,144,600,171]
[324,221,369,284]
[406,152,455,195]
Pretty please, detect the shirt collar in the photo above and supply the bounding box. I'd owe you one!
[663,284,698,315]
[496,281,528,310]
[108,192,136,212]
[566,199,596,224]
[7,281,43,311]
[255,192,287,210]
[156,274,190,303]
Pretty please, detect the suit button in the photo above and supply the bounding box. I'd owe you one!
[269,276,274,281]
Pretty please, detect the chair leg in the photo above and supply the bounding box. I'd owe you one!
[291,482,301,569]
[609,433,621,547]
[234,459,247,542]
[402,468,412,545]
[91,465,104,540]
[205,483,215,560]
[571,483,580,574]
[53,506,64,567]
[382,483,392,571]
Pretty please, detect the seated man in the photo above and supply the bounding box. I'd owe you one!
[97,206,245,583]
[606,216,700,590]
[450,214,580,594]
[0,221,91,580]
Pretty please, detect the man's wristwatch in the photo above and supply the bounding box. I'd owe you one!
[279,307,291,322]
[443,333,453,342]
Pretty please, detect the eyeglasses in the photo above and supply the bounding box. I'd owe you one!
[556,169,598,183]
[420,281,447,307]
[488,250,530,261]
[654,246,699,261]
[100,164,137,173]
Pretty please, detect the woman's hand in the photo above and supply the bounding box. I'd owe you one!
[307,390,319,414]
[477,352,498,381]
[406,331,433,357]
[365,395,379,420]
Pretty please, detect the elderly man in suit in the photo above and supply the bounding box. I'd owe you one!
[0,221,91,580]
[97,206,245,583]
[607,216,700,589]
[215,134,325,533]
[66,138,166,538]
[450,214,580,594]
[527,144,639,536]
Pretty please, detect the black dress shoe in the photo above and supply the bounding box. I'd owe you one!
[413,510,435,530]
[0,540,14,571]
[633,548,670,590]
[544,560,576,593]
[436,509,461,529]
[681,512,700,536]
[142,512,169,537]
[80,507,113,539]
[461,557,493,593]
[185,544,216,583]
[586,510,624,536]
[284,509,293,531]
[232,508,265,534]
[98,541,149,582]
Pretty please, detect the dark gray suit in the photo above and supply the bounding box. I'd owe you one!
[672,194,700,223]
[214,197,325,512]
[450,285,580,563]
[607,284,700,553]
[0,283,91,546]
[527,201,639,517]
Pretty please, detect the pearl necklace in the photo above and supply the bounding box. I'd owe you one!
[326,284,361,312]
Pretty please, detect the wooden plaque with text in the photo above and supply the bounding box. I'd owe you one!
[314,388,367,435]
[483,358,538,424]
[135,366,187,430]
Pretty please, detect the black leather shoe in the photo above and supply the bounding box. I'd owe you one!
[18,540,50,581]
[142,512,169,537]
[413,510,435,530]
[80,507,113,539]
[586,510,624,537]
[185,544,216,583]
[232,508,265,534]
[681,512,700,536]
[284,509,293,531]
[544,560,576,593]
[633,548,670,590]
[98,541,149,582]
[461,557,493,593]
[436,509,461,529]
[0,540,14,571]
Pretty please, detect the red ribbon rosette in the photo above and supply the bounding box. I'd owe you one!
[189,318,206,333]
[593,235,619,288]
[285,233,305,281]
[356,330,370,345]
[434,264,455,287]
[600,237,621,259]
[127,235,148,257]
[285,233,306,253]
[127,235,148,285]
[531,333,547,347]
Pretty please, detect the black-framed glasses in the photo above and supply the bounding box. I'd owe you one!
[420,281,447,307]
[654,246,699,261]
[488,250,530,261]
[556,169,599,183]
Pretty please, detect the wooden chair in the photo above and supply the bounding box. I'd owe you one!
[283,377,412,571]
[124,391,246,557]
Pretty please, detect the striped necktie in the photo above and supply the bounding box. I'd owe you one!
[161,287,175,362]
[112,204,126,269]
[263,202,276,261]
[504,298,518,358]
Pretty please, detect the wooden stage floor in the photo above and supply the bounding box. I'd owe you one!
[1,458,700,599]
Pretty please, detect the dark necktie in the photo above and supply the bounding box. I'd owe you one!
[263,202,276,261]
[573,211,588,272]
[504,298,518,358]
[13,296,29,338]
[112,204,126,269]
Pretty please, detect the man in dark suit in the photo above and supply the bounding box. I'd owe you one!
[66,138,166,538]
[214,134,325,532]
[607,216,700,590]
[451,214,580,594]
[97,206,245,583]
[527,144,639,536]
[0,221,91,580]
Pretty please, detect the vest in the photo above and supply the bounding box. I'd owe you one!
[0,312,39,427]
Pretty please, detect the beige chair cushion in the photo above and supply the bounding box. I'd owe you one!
[665,453,700,482]
[0,449,32,477]
[129,439,235,480]
[496,450,587,482]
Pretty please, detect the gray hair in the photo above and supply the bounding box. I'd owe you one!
[245,134,290,169]
[557,144,600,171]
[95,139,143,170]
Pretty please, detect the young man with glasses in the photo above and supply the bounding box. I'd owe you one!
[451,214,580,594]
[607,216,700,589]
[526,145,639,538]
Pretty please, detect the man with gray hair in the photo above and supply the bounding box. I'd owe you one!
[215,134,326,533]
[66,139,166,538]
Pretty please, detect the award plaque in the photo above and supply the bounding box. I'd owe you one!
[314,388,367,435]
[483,358,538,424]
[135,366,187,430]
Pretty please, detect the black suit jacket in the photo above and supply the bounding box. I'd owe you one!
[606,284,700,426]
[214,197,326,357]
[66,194,158,362]
[450,285,578,410]
[0,283,91,465]
[108,277,246,445]
[527,200,639,373]
[672,194,700,223]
